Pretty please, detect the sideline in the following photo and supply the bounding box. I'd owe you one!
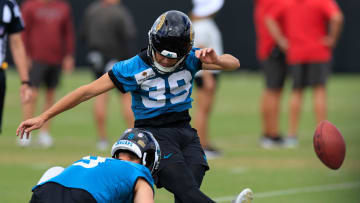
[214,181,360,202]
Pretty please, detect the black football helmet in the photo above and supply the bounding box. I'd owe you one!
[148,10,194,74]
[111,128,161,174]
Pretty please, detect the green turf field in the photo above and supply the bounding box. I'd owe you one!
[0,70,359,202]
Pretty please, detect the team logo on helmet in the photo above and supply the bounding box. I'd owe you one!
[189,25,194,42]
[156,13,167,32]
[137,140,146,148]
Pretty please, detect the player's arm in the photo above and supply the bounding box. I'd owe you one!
[196,48,240,71]
[9,33,32,104]
[133,178,154,203]
[16,73,115,137]
[265,16,288,52]
[323,11,344,48]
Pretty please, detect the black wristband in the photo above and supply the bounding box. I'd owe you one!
[21,81,31,86]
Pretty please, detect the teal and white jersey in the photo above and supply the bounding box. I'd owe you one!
[33,156,154,203]
[108,48,202,120]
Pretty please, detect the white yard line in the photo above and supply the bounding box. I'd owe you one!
[214,181,360,202]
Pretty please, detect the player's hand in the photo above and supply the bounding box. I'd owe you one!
[322,36,336,48]
[278,38,288,52]
[19,84,32,104]
[195,48,219,64]
[16,116,46,139]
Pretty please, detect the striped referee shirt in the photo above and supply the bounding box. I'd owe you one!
[0,0,24,65]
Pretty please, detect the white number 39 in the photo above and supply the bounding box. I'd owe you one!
[141,70,192,108]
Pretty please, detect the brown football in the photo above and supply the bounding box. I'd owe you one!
[313,120,346,170]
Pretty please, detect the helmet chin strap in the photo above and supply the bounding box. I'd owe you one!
[152,49,185,74]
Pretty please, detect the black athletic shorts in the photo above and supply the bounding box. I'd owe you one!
[290,63,330,89]
[261,47,287,89]
[30,182,96,203]
[143,126,209,188]
[194,72,219,89]
[0,69,5,134]
[29,61,62,89]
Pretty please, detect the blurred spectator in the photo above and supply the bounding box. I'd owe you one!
[266,0,344,147]
[81,0,136,151]
[254,0,287,148]
[191,0,224,158]
[19,0,75,147]
[0,0,32,134]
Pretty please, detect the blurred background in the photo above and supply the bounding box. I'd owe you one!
[11,0,360,73]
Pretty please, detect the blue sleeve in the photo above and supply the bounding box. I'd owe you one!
[128,163,154,193]
[109,57,140,93]
[185,48,202,75]
[136,166,154,192]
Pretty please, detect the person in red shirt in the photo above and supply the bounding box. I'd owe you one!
[19,0,75,148]
[266,0,343,147]
[254,0,287,148]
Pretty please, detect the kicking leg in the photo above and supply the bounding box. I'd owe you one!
[157,162,215,203]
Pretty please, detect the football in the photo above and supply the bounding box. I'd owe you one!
[313,120,346,170]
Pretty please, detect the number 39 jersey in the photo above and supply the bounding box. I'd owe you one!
[33,156,154,203]
[108,48,202,120]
